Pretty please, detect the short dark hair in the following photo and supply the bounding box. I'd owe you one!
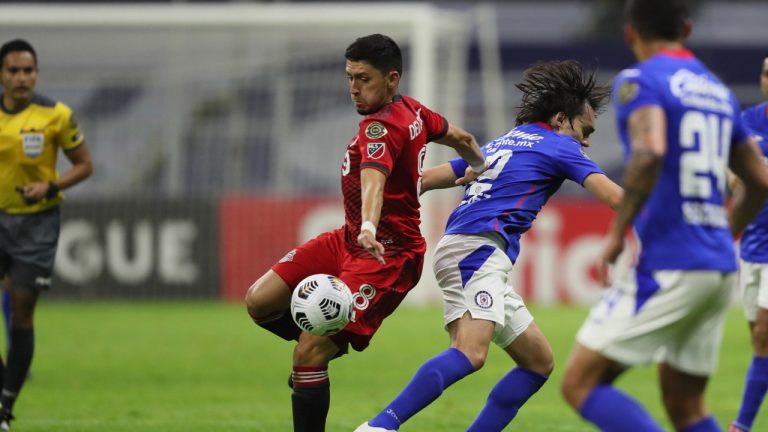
[515,60,611,126]
[345,34,402,76]
[0,39,37,68]
[626,0,690,41]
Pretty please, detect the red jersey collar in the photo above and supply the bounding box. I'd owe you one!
[535,121,553,130]
[657,48,695,59]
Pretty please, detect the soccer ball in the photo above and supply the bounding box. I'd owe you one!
[290,274,354,336]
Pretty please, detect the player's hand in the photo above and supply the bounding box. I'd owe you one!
[357,230,386,265]
[597,232,625,287]
[455,165,486,186]
[15,182,49,205]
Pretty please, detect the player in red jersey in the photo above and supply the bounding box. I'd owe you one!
[244,34,486,432]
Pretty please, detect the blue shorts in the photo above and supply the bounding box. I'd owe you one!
[0,206,61,292]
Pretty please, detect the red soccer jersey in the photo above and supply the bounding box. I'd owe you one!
[341,94,448,257]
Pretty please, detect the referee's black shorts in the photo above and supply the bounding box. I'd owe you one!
[0,206,61,292]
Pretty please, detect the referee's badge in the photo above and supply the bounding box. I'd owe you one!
[22,133,44,158]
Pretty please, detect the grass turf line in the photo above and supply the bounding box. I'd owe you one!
[4,301,760,431]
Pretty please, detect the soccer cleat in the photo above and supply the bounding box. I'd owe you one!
[353,422,394,432]
[729,423,748,432]
[0,408,13,431]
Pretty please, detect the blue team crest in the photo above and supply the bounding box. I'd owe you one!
[366,142,386,159]
[22,133,44,158]
[617,80,639,105]
[474,291,493,309]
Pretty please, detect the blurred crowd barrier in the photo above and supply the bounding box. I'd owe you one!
[0,2,764,303]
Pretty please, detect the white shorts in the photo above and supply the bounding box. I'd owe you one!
[576,269,734,376]
[739,259,768,322]
[433,234,533,348]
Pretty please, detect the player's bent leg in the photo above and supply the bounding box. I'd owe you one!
[751,307,768,356]
[561,343,623,410]
[466,322,552,432]
[2,285,39,423]
[245,270,292,320]
[245,270,301,341]
[362,316,479,431]
[449,313,495,369]
[505,321,554,376]
[562,343,663,432]
[291,333,340,432]
[733,308,768,432]
[293,332,341,367]
[658,362,717,431]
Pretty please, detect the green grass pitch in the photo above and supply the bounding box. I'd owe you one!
[8,301,764,431]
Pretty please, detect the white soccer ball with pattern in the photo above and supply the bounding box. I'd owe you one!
[290,274,354,336]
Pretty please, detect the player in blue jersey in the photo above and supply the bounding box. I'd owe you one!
[355,60,622,432]
[731,56,768,432]
[561,2,768,432]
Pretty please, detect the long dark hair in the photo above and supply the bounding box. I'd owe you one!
[515,60,610,126]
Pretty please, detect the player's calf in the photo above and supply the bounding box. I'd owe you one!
[252,310,302,342]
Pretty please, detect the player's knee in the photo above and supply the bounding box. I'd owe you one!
[534,352,555,377]
[661,394,702,425]
[9,314,33,329]
[560,367,587,410]
[519,345,555,376]
[9,301,35,328]
[752,322,768,354]
[244,282,273,322]
[246,304,282,324]
[457,346,488,370]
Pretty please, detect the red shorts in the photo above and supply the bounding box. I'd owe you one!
[272,228,425,351]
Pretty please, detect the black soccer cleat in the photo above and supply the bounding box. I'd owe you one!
[0,407,14,431]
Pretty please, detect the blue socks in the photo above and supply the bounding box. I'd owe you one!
[735,355,768,431]
[368,348,474,430]
[579,385,664,432]
[466,367,548,432]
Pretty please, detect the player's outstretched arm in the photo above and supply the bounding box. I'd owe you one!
[420,164,459,195]
[728,137,768,235]
[433,122,486,173]
[583,173,623,210]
